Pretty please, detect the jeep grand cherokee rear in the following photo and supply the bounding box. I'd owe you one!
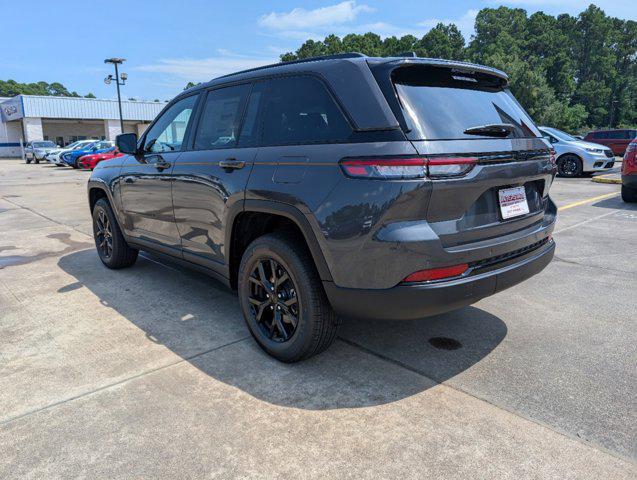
[91,54,555,362]
[319,60,556,320]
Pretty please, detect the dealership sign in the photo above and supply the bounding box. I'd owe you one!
[1,99,23,121]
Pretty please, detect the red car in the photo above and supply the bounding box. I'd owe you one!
[78,150,123,170]
[622,139,637,202]
[584,129,637,156]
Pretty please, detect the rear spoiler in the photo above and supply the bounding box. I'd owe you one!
[370,57,509,84]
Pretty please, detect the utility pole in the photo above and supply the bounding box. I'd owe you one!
[104,58,128,133]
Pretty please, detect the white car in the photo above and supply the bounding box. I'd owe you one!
[539,127,615,177]
[25,141,58,163]
[46,140,99,166]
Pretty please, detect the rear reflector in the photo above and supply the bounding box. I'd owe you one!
[340,156,476,179]
[403,264,469,283]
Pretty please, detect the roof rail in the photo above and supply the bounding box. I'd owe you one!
[214,52,367,80]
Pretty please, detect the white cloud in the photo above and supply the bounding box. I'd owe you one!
[417,9,479,40]
[259,1,374,30]
[135,55,277,82]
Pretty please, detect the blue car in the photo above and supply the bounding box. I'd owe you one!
[61,141,114,168]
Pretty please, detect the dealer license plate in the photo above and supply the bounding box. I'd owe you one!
[498,186,529,220]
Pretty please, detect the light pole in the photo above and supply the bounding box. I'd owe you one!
[104,58,127,133]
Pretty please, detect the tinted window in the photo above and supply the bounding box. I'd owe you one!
[33,141,55,148]
[392,65,541,140]
[144,95,197,153]
[194,84,250,150]
[238,83,264,147]
[258,76,352,146]
[607,131,624,139]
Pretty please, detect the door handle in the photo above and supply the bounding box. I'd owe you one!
[219,158,245,170]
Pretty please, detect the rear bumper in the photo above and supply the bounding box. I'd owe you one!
[323,239,555,321]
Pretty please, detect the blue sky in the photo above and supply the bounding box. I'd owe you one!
[2,0,634,101]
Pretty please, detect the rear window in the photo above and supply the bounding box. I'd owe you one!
[391,65,541,141]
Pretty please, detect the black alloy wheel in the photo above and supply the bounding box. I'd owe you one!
[238,232,339,362]
[94,208,113,260]
[91,198,138,269]
[248,258,299,342]
[557,154,582,177]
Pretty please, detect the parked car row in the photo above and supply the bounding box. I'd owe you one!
[24,140,122,170]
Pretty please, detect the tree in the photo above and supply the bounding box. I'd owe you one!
[279,4,636,132]
[0,79,89,98]
[417,24,465,60]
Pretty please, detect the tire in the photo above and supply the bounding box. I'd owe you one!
[35,157,40,164]
[25,156,32,164]
[238,232,340,362]
[557,154,583,177]
[621,184,637,203]
[92,198,138,269]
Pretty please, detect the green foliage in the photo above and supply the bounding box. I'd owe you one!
[280,4,636,132]
[184,81,201,90]
[0,79,86,98]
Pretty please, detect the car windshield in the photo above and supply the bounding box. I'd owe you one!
[391,65,541,140]
[542,127,577,142]
[33,141,56,148]
[75,142,95,150]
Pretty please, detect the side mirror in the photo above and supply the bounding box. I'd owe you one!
[116,133,138,155]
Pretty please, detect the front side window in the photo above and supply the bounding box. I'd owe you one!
[144,95,197,153]
[194,84,250,150]
[258,76,352,146]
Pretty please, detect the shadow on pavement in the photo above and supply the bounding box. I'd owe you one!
[592,196,637,211]
[58,248,507,410]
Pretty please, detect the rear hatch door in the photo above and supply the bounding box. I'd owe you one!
[371,61,554,247]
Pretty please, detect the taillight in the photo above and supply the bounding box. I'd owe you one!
[403,264,469,283]
[339,156,476,179]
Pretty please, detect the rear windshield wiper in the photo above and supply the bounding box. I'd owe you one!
[463,123,516,138]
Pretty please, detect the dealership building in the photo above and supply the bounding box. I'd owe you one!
[0,95,165,157]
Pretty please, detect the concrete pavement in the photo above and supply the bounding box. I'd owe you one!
[1,159,635,478]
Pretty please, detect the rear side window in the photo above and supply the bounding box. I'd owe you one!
[194,84,250,150]
[391,65,541,141]
[607,131,625,139]
[245,76,352,147]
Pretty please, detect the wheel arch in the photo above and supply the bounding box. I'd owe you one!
[556,151,582,163]
[227,200,333,290]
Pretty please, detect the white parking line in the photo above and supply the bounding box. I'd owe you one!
[553,210,620,234]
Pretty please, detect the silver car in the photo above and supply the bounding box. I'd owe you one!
[24,141,58,164]
[539,127,615,177]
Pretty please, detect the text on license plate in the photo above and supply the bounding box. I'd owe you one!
[498,186,530,219]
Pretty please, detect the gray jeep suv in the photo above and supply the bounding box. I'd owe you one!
[87,53,557,362]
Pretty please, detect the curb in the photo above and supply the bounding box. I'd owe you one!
[591,175,621,185]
